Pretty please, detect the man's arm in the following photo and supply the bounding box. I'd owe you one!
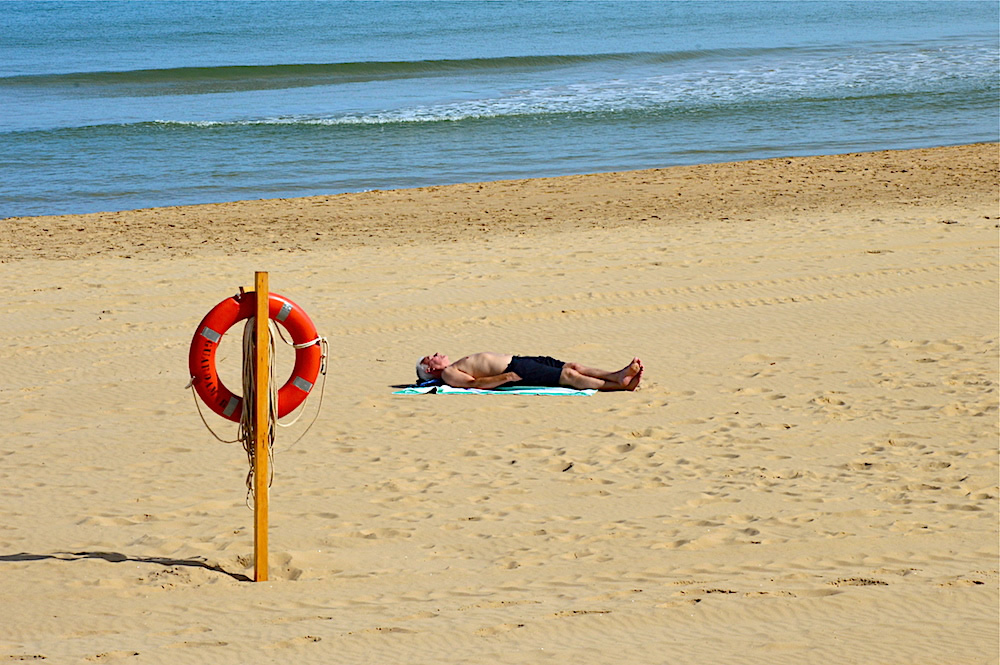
[441,366,520,390]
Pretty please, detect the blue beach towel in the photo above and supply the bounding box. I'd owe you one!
[393,384,596,396]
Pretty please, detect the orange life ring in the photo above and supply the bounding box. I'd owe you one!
[188,292,322,422]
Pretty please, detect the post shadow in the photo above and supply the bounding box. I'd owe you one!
[0,551,252,582]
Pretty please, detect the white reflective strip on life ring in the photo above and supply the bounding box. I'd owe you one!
[277,302,293,322]
[201,326,222,344]
[223,396,239,417]
[292,376,314,393]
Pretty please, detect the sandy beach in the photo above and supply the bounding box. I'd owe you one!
[1,143,997,664]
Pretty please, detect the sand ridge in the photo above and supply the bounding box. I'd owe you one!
[0,144,997,664]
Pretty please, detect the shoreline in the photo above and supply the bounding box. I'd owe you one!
[2,142,996,262]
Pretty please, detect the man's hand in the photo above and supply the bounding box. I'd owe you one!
[441,367,520,389]
[505,371,522,384]
[469,371,520,389]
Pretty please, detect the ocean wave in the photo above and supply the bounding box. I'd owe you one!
[3,41,993,137]
[2,47,992,117]
[139,43,994,127]
[0,47,830,96]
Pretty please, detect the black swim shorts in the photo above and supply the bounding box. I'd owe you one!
[504,355,566,387]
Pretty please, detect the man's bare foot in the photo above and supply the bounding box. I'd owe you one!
[615,359,642,387]
[625,363,643,391]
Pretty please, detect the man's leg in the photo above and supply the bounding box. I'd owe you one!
[565,358,643,382]
[560,359,642,391]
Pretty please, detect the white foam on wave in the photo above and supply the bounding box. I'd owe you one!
[152,43,995,129]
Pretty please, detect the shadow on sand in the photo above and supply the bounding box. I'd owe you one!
[0,550,251,582]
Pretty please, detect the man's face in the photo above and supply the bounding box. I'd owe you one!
[423,353,450,372]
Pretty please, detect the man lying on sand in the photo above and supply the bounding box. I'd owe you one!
[416,352,643,391]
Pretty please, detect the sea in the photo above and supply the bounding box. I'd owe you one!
[1,1,997,219]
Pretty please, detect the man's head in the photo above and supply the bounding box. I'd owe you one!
[416,352,450,382]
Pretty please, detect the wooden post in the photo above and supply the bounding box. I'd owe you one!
[253,271,270,582]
